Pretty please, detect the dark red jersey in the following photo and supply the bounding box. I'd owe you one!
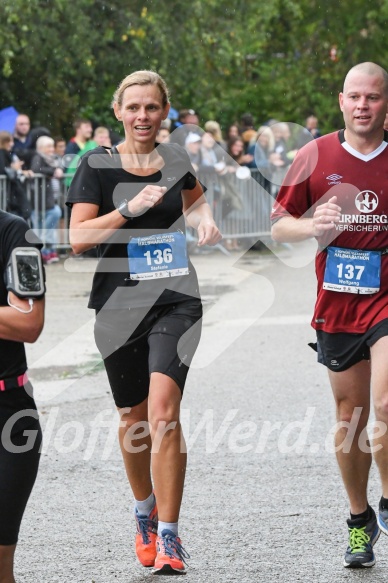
[271,130,388,333]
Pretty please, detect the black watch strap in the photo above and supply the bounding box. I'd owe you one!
[117,200,133,219]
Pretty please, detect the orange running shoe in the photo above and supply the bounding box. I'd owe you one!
[153,529,190,575]
[135,503,158,567]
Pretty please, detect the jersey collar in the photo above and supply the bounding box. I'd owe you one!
[338,129,388,161]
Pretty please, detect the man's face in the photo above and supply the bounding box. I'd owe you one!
[94,130,111,147]
[184,113,199,126]
[339,72,388,139]
[55,140,66,156]
[79,123,93,140]
[15,115,30,137]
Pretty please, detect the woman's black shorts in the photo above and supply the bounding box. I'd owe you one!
[94,297,202,408]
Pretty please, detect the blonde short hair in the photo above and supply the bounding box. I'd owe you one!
[204,120,223,143]
[93,126,109,137]
[257,126,275,152]
[112,70,170,108]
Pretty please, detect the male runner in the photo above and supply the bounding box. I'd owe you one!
[271,62,388,568]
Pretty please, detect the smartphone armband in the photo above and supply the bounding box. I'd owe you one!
[5,247,46,298]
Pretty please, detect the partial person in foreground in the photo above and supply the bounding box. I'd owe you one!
[0,211,45,583]
[271,62,388,568]
[67,70,221,575]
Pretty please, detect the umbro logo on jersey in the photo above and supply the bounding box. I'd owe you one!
[326,174,343,185]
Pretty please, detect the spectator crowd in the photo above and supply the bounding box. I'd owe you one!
[0,109,324,256]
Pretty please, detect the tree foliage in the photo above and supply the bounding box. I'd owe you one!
[1,0,388,137]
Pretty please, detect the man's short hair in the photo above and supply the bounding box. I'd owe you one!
[344,62,388,96]
[179,109,197,121]
[240,113,254,127]
[73,118,91,131]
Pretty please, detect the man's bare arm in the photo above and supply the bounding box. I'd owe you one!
[272,195,342,243]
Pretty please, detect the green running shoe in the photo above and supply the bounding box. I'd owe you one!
[343,510,380,568]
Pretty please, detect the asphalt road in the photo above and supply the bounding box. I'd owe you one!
[17,241,388,582]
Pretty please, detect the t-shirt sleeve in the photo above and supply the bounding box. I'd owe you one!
[183,170,197,190]
[66,153,103,208]
[270,146,314,223]
[165,143,200,191]
[182,150,208,193]
[1,215,42,268]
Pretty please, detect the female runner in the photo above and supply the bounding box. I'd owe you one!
[0,211,45,583]
[67,70,221,574]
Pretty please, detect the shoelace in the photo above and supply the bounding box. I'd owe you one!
[348,526,370,554]
[137,515,156,545]
[161,532,191,566]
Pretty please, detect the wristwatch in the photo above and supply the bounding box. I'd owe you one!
[117,199,133,219]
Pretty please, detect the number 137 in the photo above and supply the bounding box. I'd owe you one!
[337,263,365,280]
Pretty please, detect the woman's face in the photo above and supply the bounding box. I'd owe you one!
[258,131,269,148]
[156,128,170,143]
[114,84,170,148]
[41,143,55,157]
[201,132,215,149]
[230,139,243,156]
[4,138,13,152]
[228,125,239,139]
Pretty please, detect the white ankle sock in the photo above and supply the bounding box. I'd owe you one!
[158,521,178,537]
[135,491,155,516]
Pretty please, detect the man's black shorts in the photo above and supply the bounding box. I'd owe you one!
[310,319,388,372]
[94,298,202,408]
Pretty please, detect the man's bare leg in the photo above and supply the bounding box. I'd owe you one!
[328,360,371,514]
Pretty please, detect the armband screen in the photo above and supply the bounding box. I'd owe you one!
[5,247,45,298]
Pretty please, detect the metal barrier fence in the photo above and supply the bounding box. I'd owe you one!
[0,176,7,211]
[197,169,274,243]
[0,169,274,250]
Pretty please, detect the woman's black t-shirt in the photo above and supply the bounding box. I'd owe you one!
[0,211,38,378]
[66,143,201,309]
[0,211,43,434]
